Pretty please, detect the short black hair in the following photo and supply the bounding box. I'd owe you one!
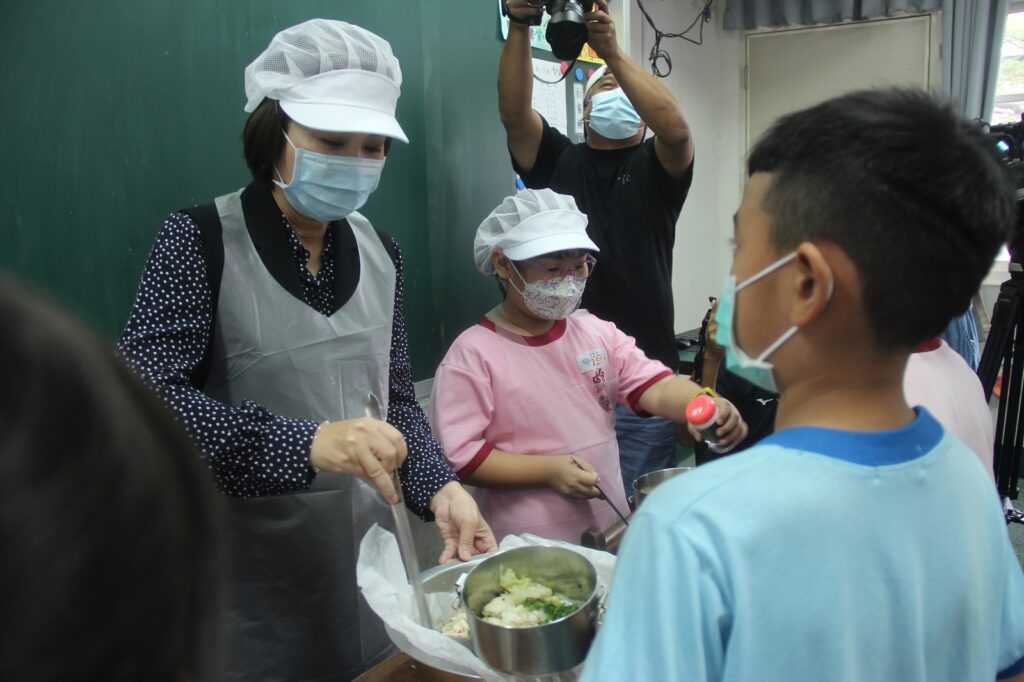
[242,98,394,184]
[0,277,224,681]
[748,88,1016,350]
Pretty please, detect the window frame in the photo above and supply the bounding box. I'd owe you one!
[993,0,1024,123]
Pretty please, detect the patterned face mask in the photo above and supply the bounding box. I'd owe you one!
[508,264,586,320]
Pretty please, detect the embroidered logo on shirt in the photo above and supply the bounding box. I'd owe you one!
[577,348,609,373]
[592,368,613,412]
[755,397,776,406]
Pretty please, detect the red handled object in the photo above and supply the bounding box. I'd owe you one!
[685,393,736,454]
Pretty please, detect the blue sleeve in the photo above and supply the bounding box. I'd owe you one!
[938,307,980,370]
[381,237,457,520]
[117,212,318,497]
[997,545,1024,678]
[580,510,729,682]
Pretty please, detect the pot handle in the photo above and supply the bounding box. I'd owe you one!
[453,571,469,610]
[593,587,610,631]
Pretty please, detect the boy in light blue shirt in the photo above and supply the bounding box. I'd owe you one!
[582,89,1024,682]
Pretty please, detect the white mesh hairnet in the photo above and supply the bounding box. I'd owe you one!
[474,189,596,275]
[244,19,402,112]
[585,65,609,97]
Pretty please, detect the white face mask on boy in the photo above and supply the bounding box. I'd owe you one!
[714,251,833,393]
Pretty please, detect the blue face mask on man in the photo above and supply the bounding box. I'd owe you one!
[714,251,833,393]
[586,88,643,140]
[274,132,385,222]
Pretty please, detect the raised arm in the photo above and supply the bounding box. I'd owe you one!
[498,1,546,171]
[585,0,694,178]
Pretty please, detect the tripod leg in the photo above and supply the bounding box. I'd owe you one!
[991,279,1024,513]
[979,279,1022,400]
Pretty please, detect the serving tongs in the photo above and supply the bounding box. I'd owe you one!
[364,392,432,628]
[570,457,629,527]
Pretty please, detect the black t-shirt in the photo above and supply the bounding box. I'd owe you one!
[512,118,694,368]
[713,365,778,455]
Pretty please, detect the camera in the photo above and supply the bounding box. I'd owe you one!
[992,121,1024,164]
[990,121,1024,266]
[510,1,595,61]
[545,0,594,60]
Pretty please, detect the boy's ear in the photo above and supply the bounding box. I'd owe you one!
[790,242,834,327]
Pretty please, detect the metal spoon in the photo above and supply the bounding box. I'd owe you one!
[570,457,629,527]
[364,393,432,628]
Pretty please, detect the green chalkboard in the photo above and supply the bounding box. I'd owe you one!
[0,0,539,379]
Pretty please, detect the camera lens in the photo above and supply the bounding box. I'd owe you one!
[546,0,588,60]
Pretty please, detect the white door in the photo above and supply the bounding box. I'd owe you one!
[746,14,939,150]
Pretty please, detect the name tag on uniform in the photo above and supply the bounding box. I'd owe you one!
[577,348,608,373]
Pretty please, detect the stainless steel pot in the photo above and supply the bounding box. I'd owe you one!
[632,466,693,508]
[461,545,599,676]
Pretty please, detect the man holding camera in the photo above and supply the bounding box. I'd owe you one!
[498,0,695,503]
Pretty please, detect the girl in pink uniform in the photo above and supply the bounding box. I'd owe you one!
[429,189,747,543]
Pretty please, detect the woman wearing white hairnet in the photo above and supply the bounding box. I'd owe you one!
[118,19,495,681]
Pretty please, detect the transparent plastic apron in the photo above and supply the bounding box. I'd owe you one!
[205,190,395,681]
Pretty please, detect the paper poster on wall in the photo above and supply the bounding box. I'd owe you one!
[531,58,569,134]
[573,82,585,136]
[498,0,605,64]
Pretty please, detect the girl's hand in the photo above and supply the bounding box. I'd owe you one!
[549,456,601,499]
[688,398,749,448]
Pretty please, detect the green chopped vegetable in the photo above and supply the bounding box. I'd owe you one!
[483,570,580,626]
[521,597,578,622]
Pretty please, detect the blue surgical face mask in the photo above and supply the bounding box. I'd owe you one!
[586,88,642,141]
[274,132,385,222]
[714,251,832,393]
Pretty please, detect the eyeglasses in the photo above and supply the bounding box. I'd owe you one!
[520,255,598,281]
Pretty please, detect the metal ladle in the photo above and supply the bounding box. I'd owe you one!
[364,393,432,628]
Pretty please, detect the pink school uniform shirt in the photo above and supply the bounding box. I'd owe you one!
[904,338,995,480]
[429,310,673,543]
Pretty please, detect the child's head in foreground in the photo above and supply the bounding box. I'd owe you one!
[721,88,1016,394]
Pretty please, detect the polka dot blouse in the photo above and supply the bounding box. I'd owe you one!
[118,207,456,518]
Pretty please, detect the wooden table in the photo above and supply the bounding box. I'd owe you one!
[354,652,477,681]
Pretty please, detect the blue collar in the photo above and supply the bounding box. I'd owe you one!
[760,407,943,466]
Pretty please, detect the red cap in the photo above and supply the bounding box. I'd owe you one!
[685,394,718,429]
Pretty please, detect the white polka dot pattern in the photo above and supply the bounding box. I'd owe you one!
[117,211,455,518]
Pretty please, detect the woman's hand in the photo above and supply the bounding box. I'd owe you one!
[309,418,408,503]
[549,456,601,499]
[687,397,748,449]
[429,482,498,563]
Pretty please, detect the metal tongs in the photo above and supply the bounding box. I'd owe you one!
[364,393,432,628]
[570,457,629,527]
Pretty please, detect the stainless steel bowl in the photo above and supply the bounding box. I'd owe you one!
[462,545,599,676]
[632,466,693,508]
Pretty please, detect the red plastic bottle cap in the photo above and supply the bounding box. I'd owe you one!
[685,394,717,429]
[560,61,569,74]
